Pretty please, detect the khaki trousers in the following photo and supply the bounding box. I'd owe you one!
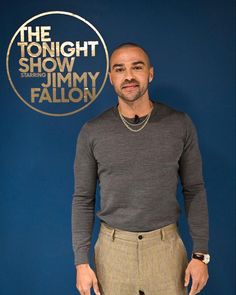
[93,222,188,295]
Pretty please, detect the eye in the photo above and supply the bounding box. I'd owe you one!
[133,66,143,70]
[114,68,124,72]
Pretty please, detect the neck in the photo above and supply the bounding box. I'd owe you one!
[117,97,153,118]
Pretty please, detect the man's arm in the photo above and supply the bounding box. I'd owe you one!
[72,122,98,265]
[178,113,209,295]
[178,113,209,253]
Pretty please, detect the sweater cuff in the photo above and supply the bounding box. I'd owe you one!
[74,250,89,266]
[192,239,209,254]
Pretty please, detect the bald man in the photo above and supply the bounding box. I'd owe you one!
[72,42,210,295]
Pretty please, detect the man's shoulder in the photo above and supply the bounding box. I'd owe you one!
[155,101,187,121]
[155,101,197,135]
[81,105,115,132]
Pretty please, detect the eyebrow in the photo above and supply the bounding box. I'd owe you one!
[132,61,145,66]
[112,61,145,69]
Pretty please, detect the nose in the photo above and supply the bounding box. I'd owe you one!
[124,68,135,81]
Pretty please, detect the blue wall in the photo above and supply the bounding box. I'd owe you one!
[1,0,235,294]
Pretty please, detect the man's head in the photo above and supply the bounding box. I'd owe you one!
[110,43,152,69]
[109,43,154,103]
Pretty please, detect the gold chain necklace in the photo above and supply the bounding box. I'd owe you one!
[118,102,154,132]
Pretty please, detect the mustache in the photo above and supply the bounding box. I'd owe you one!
[121,79,139,88]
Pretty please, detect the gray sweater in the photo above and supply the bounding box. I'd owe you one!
[72,100,209,265]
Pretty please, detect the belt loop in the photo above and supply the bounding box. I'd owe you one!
[161,229,165,241]
[111,229,115,241]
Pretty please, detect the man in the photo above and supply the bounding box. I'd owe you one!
[72,43,210,295]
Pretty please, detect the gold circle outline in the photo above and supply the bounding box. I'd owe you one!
[6,11,109,117]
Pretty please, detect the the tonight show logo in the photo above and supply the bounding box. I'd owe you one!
[6,11,109,116]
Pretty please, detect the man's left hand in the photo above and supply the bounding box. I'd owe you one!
[184,257,209,294]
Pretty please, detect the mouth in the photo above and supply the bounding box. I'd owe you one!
[122,83,139,90]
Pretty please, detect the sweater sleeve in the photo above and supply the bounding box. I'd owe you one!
[71,123,98,265]
[178,113,209,254]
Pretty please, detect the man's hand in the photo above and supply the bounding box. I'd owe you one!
[184,258,209,295]
[76,263,101,295]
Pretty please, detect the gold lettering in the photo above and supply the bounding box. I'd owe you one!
[55,42,60,57]
[19,58,29,72]
[39,88,52,103]
[31,88,41,103]
[42,57,57,72]
[68,88,83,102]
[42,42,55,57]
[29,57,42,72]
[61,88,70,103]
[27,26,41,42]
[57,73,72,87]
[52,88,61,103]
[60,41,75,57]
[17,41,99,58]
[72,72,87,87]
[88,72,99,87]
[84,87,96,102]
[41,73,51,87]
[40,26,51,42]
[27,42,42,57]
[75,41,88,57]
[19,27,28,42]
[57,57,75,72]
[52,73,56,87]
[17,42,28,57]
[30,86,95,103]
[88,41,99,56]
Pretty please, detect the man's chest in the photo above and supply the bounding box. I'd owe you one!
[92,124,184,171]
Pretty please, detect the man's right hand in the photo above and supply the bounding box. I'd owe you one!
[76,263,101,295]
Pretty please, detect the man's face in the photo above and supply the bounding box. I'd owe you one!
[109,46,154,103]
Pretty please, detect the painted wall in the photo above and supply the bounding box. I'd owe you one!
[1,0,235,294]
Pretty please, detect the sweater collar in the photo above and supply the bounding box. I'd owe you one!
[112,99,158,122]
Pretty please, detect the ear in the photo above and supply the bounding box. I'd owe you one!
[149,67,154,83]
[108,72,113,85]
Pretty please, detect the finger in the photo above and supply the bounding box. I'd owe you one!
[78,286,90,295]
[84,288,91,295]
[195,285,203,294]
[93,280,101,295]
[184,270,190,287]
[189,282,199,295]
[195,279,206,293]
[76,286,83,295]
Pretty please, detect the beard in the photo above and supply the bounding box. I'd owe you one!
[114,79,149,103]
